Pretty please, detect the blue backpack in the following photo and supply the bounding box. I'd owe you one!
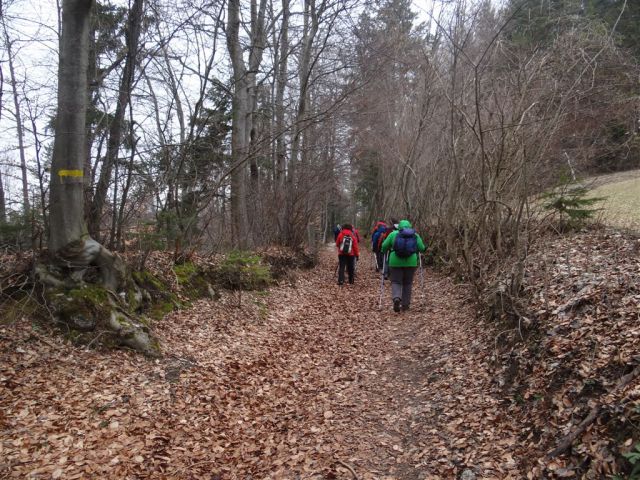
[393,228,417,257]
[371,225,386,253]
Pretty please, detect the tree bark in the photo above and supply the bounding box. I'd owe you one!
[226,0,267,248]
[49,0,94,253]
[284,0,321,246]
[275,0,290,193]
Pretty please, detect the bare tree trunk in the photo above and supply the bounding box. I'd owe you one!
[48,0,124,288]
[0,168,6,225]
[284,0,321,246]
[2,21,30,218]
[44,0,156,356]
[49,0,93,253]
[115,104,137,251]
[89,0,144,241]
[275,0,290,192]
[226,0,267,248]
[25,99,49,245]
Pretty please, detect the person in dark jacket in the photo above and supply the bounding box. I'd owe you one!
[370,220,387,272]
[381,219,426,312]
[332,224,342,242]
[335,223,360,285]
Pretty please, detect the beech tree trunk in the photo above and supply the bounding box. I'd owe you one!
[49,0,94,253]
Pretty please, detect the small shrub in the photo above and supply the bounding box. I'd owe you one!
[542,177,606,229]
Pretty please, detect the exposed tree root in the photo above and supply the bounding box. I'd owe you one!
[33,237,160,356]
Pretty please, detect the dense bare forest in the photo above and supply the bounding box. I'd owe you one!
[0,0,635,254]
[1,0,640,478]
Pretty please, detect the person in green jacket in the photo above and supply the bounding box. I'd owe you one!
[381,219,426,312]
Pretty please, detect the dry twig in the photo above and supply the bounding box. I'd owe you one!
[336,459,359,480]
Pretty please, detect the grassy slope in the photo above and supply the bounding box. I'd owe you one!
[589,175,640,232]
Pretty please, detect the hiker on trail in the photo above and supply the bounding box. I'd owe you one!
[379,219,399,279]
[381,219,426,312]
[370,220,388,272]
[333,224,342,242]
[335,223,359,285]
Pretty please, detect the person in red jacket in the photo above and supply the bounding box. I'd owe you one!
[335,223,359,285]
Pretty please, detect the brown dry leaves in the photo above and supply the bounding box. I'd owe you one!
[4,232,636,479]
[496,228,640,478]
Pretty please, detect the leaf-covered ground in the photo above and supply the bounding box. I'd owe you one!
[1,248,525,479]
[498,228,640,478]
[1,232,638,479]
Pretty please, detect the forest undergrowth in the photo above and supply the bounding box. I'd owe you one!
[0,232,639,479]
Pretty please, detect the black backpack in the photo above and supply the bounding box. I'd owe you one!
[340,234,353,254]
[393,228,417,257]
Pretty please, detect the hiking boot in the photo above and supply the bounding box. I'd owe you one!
[393,298,401,313]
[402,304,410,311]
[338,281,344,286]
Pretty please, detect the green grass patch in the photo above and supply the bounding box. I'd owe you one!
[588,177,640,232]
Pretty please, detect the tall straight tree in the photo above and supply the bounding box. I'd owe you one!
[49,0,94,253]
[226,0,268,247]
[1,11,30,219]
[88,0,145,243]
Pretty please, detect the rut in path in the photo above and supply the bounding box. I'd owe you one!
[0,248,523,479]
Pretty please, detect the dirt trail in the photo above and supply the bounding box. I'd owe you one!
[0,248,523,479]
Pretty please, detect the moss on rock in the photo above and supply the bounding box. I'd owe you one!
[44,283,161,357]
[215,251,273,290]
[130,269,180,319]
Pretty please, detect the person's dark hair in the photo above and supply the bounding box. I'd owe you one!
[342,223,353,230]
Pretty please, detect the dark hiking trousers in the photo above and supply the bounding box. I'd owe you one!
[338,255,355,284]
[390,267,416,307]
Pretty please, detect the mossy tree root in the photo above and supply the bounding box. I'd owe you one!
[36,238,161,357]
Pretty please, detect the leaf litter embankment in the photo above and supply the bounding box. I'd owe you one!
[1,248,522,479]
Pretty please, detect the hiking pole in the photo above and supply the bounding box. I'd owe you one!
[378,255,386,310]
[419,253,425,306]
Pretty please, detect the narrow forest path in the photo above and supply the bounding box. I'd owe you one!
[1,247,525,479]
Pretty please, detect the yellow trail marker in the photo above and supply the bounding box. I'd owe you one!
[58,169,84,177]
